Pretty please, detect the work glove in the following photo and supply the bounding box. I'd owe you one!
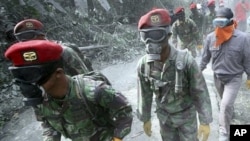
[143,120,152,137]
[112,137,122,141]
[198,124,210,141]
[197,45,203,49]
[246,80,250,89]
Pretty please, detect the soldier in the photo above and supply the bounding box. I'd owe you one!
[200,7,250,141]
[136,8,212,141]
[5,40,133,141]
[189,2,206,56]
[204,0,216,35]
[171,7,203,58]
[13,19,93,73]
[190,2,205,33]
[12,19,111,140]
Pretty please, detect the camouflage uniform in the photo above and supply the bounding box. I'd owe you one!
[204,12,216,35]
[34,75,132,141]
[172,18,202,58]
[137,46,212,141]
[189,12,206,37]
[33,46,98,141]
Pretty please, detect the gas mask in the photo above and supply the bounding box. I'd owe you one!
[9,62,60,106]
[14,80,45,106]
[139,27,171,61]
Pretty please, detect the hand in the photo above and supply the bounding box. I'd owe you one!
[197,45,203,49]
[143,120,152,137]
[112,137,122,141]
[246,80,250,89]
[198,124,210,141]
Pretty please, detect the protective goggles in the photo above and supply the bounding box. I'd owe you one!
[9,63,57,85]
[139,27,171,43]
[14,30,44,41]
[213,18,230,28]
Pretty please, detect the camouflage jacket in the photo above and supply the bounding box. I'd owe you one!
[189,12,206,35]
[136,46,212,125]
[34,75,132,141]
[204,12,216,35]
[172,18,202,45]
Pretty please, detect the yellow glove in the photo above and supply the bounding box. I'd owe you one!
[197,45,203,49]
[112,137,122,141]
[246,80,250,89]
[198,124,210,141]
[143,120,152,137]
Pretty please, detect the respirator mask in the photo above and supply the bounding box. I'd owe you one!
[9,63,57,106]
[14,80,45,106]
[139,26,171,61]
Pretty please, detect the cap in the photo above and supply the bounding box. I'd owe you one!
[174,7,185,14]
[216,7,234,19]
[207,0,215,7]
[5,40,63,66]
[190,3,197,10]
[14,19,44,34]
[138,8,171,29]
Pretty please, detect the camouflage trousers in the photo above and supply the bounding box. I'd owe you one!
[157,106,198,141]
[180,41,197,58]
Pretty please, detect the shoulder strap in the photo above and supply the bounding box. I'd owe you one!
[74,75,114,128]
[74,75,95,118]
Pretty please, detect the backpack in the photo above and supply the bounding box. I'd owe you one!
[59,41,94,72]
[73,71,113,127]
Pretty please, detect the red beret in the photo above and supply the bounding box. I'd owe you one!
[174,7,185,14]
[190,3,197,9]
[14,19,44,34]
[5,40,63,66]
[138,8,171,29]
[207,0,215,7]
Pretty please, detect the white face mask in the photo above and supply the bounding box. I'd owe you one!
[145,42,163,62]
[213,17,230,28]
